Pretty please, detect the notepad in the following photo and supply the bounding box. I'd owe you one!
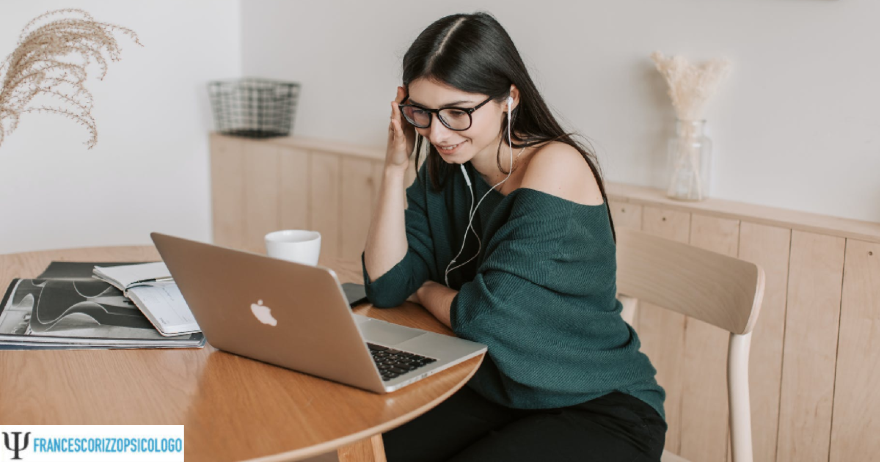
[93,262,200,337]
[93,262,172,296]
[127,282,201,336]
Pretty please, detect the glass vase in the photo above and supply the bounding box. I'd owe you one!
[666,119,712,201]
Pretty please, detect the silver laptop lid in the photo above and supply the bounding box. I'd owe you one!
[150,232,385,393]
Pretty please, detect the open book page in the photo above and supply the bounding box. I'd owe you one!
[39,262,143,279]
[93,262,172,293]
[0,277,203,347]
[126,282,200,336]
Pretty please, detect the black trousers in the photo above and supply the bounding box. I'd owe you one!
[383,386,666,462]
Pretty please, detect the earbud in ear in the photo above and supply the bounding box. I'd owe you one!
[507,96,513,111]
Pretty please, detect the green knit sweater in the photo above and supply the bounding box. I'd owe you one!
[361,161,666,421]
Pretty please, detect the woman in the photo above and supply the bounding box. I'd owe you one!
[362,12,666,462]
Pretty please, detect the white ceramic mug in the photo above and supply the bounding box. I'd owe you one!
[265,230,322,266]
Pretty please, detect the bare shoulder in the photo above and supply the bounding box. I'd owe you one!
[520,141,605,206]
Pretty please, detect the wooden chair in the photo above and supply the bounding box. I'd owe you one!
[615,228,765,462]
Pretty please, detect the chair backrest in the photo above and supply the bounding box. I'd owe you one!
[616,227,765,335]
[616,227,766,462]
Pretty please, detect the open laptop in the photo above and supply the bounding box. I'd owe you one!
[150,232,487,393]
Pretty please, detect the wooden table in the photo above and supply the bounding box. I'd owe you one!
[0,246,484,462]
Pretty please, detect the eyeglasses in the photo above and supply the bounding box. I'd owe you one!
[398,94,494,131]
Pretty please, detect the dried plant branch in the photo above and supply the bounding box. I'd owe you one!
[0,8,141,149]
[651,51,731,201]
[650,51,731,121]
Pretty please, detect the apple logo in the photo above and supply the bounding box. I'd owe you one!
[250,299,277,326]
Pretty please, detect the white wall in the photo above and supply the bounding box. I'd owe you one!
[0,0,241,254]
[241,0,880,223]
[2,0,874,256]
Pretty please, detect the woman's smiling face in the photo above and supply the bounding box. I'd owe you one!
[405,78,507,165]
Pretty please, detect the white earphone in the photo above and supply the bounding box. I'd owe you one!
[444,95,516,287]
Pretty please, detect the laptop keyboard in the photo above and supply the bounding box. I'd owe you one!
[367,343,437,382]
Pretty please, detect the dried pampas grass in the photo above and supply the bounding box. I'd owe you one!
[650,51,731,121]
[651,51,731,201]
[0,8,141,149]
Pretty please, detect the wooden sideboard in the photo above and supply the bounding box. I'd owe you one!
[209,133,880,462]
[210,134,415,260]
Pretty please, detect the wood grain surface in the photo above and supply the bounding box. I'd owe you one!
[0,247,483,462]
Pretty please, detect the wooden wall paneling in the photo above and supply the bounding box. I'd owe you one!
[309,152,342,259]
[829,239,880,462]
[640,206,691,242]
[610,201,642,331]
[679,215,740,462]
[210,134,245,249]
[609,201,642,230]
[606,182,880,245]
[280,147,310,231]
[776,231,845,462]
[737,222,792,462]
[340,157,378,262]
[636,206,691,455]
[242,142,281,254]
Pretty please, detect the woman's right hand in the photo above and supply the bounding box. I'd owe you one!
[386,86,416,170]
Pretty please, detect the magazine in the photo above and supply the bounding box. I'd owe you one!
[0,261,205,349]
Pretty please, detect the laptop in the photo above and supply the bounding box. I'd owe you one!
[150,232,487,393]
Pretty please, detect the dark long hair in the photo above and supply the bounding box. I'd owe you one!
[402,12,616,242]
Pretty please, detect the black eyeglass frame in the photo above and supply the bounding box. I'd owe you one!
[398,94,495,131]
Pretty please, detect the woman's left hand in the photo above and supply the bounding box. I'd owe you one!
[407,280,436,305]
[403,281,456,328]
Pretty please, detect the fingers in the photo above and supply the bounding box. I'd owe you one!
[389,94,413,156]
[392,98,415,136]
[391,99,410,132]
[390,100,402,126]
[389,102,403,141]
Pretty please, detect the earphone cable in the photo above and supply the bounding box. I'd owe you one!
[445,97,519,286]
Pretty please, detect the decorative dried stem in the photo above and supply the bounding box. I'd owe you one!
[0,8,142,149]
[650,51,731,121]
[676,121,705,200]
[651,51,730,200]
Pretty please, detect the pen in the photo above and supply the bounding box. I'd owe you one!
[130,276,174,285]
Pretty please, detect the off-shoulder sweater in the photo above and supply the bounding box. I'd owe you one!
[361,161,666,421]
